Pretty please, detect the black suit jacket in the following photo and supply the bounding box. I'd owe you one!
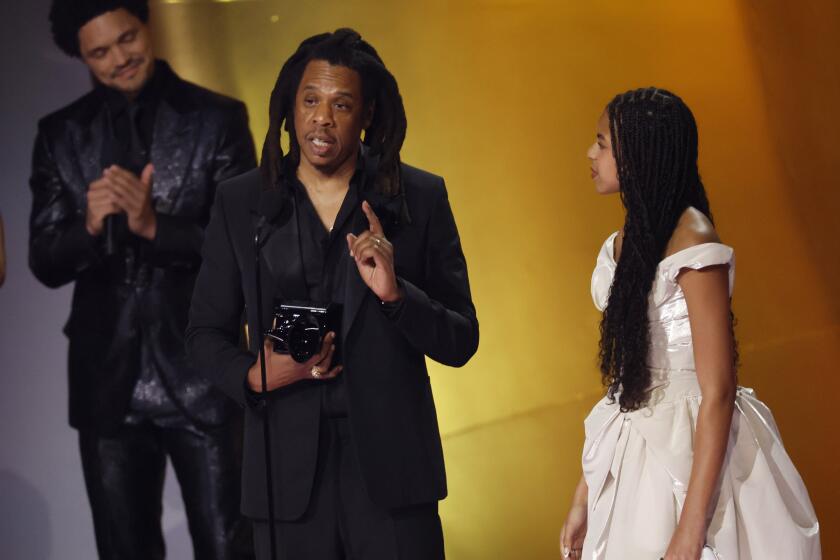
[186,164,478,519]
[29,62,257,434]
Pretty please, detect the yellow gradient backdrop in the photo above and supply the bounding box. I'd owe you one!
[151,1,839,557]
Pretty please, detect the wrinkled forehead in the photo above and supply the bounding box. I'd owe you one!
[299,60,363,94]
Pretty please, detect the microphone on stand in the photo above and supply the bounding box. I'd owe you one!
[259,189,287,224]
[253,187,286,560]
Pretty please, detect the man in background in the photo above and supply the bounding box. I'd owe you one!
[28,1,256,557]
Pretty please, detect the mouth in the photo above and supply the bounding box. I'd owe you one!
[113,58,143,79]
[590,168,599,179]
[308,135,336,156]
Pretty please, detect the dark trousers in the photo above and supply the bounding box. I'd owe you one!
[252,417,444,560]
[79,420,250,560]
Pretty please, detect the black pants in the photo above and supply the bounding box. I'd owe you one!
[79,420,250,560]
[252,417,444,560]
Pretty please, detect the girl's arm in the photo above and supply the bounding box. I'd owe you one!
[665,264,736,559]
[560,474,588,557]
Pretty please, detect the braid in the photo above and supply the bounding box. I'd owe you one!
[260,28,407,197]
[599,87,725,411]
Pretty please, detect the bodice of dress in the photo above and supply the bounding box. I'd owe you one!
[591,232,735,374]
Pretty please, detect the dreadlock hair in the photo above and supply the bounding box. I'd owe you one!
[599,87,734,412]
[260,28,407,197]
[49,0,149,57]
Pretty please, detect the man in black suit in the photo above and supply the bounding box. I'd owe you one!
[186,29,479,559]
[28,2,256,558]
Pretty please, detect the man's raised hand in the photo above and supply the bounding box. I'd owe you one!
[346,200,402,303]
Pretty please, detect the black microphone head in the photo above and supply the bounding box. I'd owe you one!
[258,189,286,222]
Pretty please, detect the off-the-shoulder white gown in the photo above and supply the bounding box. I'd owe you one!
[581,232,821,559]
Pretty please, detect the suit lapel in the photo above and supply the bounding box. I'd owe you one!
[70,108,108,188]
[341,210,372,342]
[251,202,308,307]
[150,98,198,213]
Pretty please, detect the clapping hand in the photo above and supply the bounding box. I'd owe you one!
[103,163,156,240]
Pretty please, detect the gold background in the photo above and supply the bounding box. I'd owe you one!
[151,1,839,557]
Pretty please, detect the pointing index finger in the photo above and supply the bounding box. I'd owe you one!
[361,200,383,235]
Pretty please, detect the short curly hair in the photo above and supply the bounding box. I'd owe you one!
[49,0,149,57]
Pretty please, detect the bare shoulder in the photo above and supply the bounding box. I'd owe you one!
[665,207,721,258]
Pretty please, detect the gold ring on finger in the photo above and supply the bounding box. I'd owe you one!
[310,366,322,379]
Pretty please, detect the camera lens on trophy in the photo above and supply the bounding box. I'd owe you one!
[266,301,340,363]
[289,315,321,363]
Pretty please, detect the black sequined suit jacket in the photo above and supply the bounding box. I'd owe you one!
[29,62,257,435]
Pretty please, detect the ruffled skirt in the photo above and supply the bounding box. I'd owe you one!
[581,372,821,559]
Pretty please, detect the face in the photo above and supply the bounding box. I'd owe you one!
[586,110,620,195]
[293,60,373,176]
[78,9,154,97]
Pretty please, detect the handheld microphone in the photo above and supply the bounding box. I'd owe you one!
[104,215,116,256]
[104,213,128,257]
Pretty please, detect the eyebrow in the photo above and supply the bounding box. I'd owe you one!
[83,27,137,56]
[597,133,607,141]
[302,85,356,98]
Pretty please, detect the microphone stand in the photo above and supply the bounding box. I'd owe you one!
[254,224,278,560]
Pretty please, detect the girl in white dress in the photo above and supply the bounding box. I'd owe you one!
[559,88,821,560]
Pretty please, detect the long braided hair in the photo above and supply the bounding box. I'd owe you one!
[260,28,407,197]
[599,87,722,411]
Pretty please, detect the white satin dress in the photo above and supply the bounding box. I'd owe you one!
[581,232,821,559]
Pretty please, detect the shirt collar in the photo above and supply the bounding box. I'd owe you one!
[290,143,369,194]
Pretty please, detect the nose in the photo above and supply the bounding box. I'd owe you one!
[586,142,598,160]
[112,44,129,67]
[312,102,334,127]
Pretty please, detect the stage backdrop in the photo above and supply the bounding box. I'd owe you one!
[0,0,837,558]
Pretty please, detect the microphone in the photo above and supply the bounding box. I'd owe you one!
[103,213,127,256]
[258,188,286,222]
[104,214,116,256]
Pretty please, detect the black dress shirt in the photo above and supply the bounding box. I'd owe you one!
[100,64,184,425]
[100,62,166,171]
[246,150,406,417]
[290,171,361,418]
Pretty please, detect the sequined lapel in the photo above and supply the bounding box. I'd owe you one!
[70,107,108,189]
[149,98,198,213]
